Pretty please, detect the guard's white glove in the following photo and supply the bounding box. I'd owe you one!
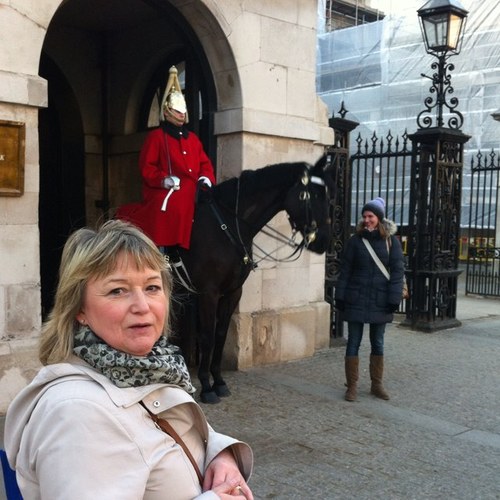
[198,176,212,188]
[162,176,180,189]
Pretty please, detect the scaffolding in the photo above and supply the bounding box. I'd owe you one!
[316,0,500,227]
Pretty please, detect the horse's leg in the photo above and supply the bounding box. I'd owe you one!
[197,294,220,404]
[210,287,243,398]
[170,291,198,366]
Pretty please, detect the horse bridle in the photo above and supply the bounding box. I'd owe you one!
[209,167,328,266]
[255,170,327,263]
[289,169,327,249]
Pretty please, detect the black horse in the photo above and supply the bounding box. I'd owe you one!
[172,154,336,403]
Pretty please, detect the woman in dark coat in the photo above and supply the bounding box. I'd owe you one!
[335,197,405,402]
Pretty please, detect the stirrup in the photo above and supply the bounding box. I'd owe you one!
[170,258,197,294]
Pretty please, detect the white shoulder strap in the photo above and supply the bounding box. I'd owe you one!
[362,238,390,280]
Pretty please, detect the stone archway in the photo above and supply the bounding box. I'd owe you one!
[38,0,240,310]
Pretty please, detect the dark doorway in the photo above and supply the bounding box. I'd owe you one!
[38,55,86,318]
[38,0,217,317]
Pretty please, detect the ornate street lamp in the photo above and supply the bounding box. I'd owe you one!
[416,0,469,130]
[403,0,471,332]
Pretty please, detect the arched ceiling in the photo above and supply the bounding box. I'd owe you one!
[51,0,160,32]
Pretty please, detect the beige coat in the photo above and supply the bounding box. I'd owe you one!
[5,358,253,500]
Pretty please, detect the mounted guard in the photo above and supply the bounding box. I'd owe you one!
[116,66,216,262]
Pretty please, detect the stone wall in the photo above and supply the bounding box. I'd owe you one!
[0,0,334,413]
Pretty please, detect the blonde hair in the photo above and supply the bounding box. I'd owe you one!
[39,220,173,365]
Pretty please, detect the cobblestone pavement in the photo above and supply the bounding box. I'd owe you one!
[2,292,500,500]
[200,296,500,500]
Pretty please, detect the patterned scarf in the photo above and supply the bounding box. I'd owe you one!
[73,326,195,394]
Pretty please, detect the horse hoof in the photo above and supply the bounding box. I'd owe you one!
[200,391,220,404]
[213,383,231,398]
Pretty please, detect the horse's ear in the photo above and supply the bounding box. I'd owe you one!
[312,153,335,173]
[311,154,337,193]
[301,171,310,186]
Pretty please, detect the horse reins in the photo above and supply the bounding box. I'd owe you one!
[208,167,327,267]
[252,170,328,264]
[208,188,255,268]
[252,227,305,263]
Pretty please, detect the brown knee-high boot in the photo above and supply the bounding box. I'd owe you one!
[344,356,359,402]
[370,354,390,400]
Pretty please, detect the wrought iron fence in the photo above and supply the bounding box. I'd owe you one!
[466,148,500,296]
[350,129,413,252]
[326,124,414,340]
[325,112,500,340]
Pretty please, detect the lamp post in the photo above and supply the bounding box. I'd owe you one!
[404,0,471,331]
[416,0,469,130]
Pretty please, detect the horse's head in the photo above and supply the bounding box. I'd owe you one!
[284,154,336,254]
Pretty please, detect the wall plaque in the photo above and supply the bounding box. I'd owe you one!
[0,120,26,196]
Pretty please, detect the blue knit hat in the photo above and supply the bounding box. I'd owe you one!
[362,197,385,221]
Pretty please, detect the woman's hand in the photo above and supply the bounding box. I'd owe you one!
[204,449,253,499]
[211,478,251,499]
[386,302,400,313]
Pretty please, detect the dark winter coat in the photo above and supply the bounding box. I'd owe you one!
[335,219,405,324]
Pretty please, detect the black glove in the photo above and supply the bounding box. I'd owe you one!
[335,300,345,312]
[386,303,400,313]
[196,179,212,203]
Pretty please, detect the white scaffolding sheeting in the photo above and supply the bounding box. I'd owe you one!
[317,0,500,150]
[316,0,500,228]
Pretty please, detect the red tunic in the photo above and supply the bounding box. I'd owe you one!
[116,126,215,248]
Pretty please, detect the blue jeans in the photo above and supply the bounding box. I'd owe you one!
[345,322,386,356]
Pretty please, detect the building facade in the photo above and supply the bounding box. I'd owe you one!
[0,0,334,412]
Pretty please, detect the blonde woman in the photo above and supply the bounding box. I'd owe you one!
[5,220,253,499]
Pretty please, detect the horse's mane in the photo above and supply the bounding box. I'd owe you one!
[213,162,309,205]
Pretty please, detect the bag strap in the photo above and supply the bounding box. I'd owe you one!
[140,401,204,486]
[362,238,390,281]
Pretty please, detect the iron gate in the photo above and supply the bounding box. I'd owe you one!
[350,130,413,239]
[466,149,500,296]
[326,118,413,338]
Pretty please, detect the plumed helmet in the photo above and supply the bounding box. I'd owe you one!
[160,66,189,124]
